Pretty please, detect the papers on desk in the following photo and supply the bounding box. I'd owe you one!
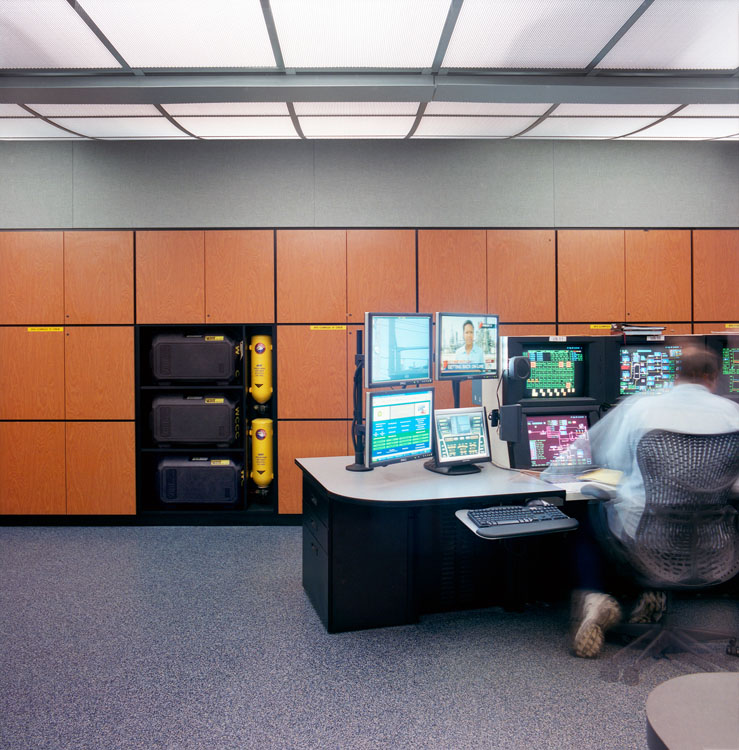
[575,468,623,486]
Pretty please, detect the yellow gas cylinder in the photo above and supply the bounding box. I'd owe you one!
[249,335,273,404]
[250,418,274,490]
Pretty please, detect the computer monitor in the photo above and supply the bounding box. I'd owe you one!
[364,388,435,469]
[435,313,499,380]
[705,334,739,401]
[364,313,433,389]
[524,345,585,398]
[619,343,683,396]
[426,406,491,475]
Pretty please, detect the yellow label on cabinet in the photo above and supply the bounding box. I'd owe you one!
[310,325,346,331]
[725,324,739,329]
[590,325,612,330]
[204,398,224,404]
[210,459,229,466]
[205,336,224,341]
[27,327,63,332]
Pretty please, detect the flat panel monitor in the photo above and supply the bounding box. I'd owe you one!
[364,313,433,389]
[365,388,435,468]
[435,313,499,380]
[705,334,739,401]
[619,343,682,396]
[524,345,586,399]
[427,406,491,475]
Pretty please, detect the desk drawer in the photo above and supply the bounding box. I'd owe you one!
[303,502,328,552]
[304,479,329,527]
[302,525,329,629]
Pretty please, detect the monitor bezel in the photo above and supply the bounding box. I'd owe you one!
[434,312,500,381]
[364,312,434,389]
[432,405,492,468]
[364,387,435,469]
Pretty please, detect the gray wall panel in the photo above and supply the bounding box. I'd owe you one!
[72,141,316,228]
[553,141,739,228]
[0,143,74,228]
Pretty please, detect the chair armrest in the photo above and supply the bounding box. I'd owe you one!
[579,483,616,501]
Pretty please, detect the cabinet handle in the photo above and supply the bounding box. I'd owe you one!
[309,494,318,507]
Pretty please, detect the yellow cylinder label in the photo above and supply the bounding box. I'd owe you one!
[249,335,273,404]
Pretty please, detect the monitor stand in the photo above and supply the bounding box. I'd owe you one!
[423,459,481,476]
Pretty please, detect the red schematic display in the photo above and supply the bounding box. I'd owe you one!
[525,414,592,469]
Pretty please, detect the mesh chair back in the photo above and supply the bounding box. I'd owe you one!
[626,430,739,587]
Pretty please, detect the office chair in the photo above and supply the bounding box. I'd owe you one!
[582,429,739,685]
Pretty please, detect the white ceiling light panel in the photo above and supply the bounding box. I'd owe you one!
[163,103,290,116]
[413,117,537,138]
[554,103,680,117]
[80,0,275,68]
[28,104,161,117]
[0,104,32,117]
[622,118,739,139]
[443,0,644,68]
[298,116,416,138]
[270,0,451,67]
[48,117,190,139]
[174,117,299,138]
[425,102,552,116]
[522,117,660,138]
[294,102,420,115]
[0,119,82,139]
[0,0,122,69]
[677,104,739,117]
[598,0,739,70]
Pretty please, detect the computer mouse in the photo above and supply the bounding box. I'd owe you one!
[526,498,553,508]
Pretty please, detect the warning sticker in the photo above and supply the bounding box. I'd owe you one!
[204,398,224,404]
[310,325,346,331]
[205,336,224,341]
[27,327,63,332]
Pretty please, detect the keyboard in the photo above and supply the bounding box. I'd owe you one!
[466,502,578,539]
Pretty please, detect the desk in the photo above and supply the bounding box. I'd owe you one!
[296,456,566,633]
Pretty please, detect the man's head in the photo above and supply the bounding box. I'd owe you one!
[463,320,475,350]
[677,346,720,390]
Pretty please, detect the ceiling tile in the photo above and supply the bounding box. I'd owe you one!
[0,118,83,138]
[522,117,660,138]
[48,117,190,139]
[29,104,161,117]
[622,117,739,139]
[425,102,552,116]
[553,103,680,116]
[298,116,416,138]
[0,104,33,117]
[163,103,289,116]
[174,116,299,138]
[413,116,537,138]
[677,104,739,117]
[294,102,419,115]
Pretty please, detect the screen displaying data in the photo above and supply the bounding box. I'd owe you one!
[524,347,585,398]
[433,407,490,464]
[366,314,432,387]
[526,415,592,470]
[619,345,681,396]
[366,389,434,467]
[436,313,499,379]
[722,347,739,395]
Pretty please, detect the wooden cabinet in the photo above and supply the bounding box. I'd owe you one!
[205,230,275,323]
[488,231,555,322]
[693,323,739,334]
[418,230,486,314]
[277,230,346,323]
[136,231,205,323]
[277,420,349,514]
[277,325,347,419]
[0,327,65,420]
[0,231,64,324]
[66,422,136,515]
[625,230,691,322]
[65,326,134,420]
[558,230,625,322]
[500,324,557,337]
[64,231,134,323]
[346,230,416,321]
[0,422,66,514]
[693,230,739,322]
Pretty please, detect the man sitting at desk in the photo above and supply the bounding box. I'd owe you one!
[552,347,739,658]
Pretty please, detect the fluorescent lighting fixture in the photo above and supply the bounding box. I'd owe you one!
[425,102,552,116]
[163,103,289,116]
[677,104,739,117]
[298,116,416,138]
[174,117,299,138]
[0,119,82,138]
[0,104,32,117]
[270,0,450,67]
[0,0,122,68]
[443,0,644,68]
[294,102,419,116]
[49,117,189,138]
[554,103,680,117]
[598,0,739,69]
[29,104,161,117]
[413,116,537,138]
[622,118,739,139]
[81,0,275,68]
[522,117,660,138]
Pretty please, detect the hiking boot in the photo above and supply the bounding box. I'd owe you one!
[571,591,622,658]
[628,590,667,624]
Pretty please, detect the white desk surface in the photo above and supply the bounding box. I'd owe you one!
[295,456,564,505]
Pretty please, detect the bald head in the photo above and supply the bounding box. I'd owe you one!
[677,346,720,390]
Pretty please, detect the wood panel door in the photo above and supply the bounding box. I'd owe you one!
[277,326,347,419]
[65,326,135,420]
[346,230,416,322]
[625,230,691,322]
[693,323,739,335]
[0,327,65,419]
[0,231,64,324]
[499,324,557,337]
[136,231,205,323]
[693,230,739,322]
[557,324,615,336]
[558,230,625,322]
[277,420,349,514]
[487,230,555,322]
[277,230,346,323]
[418,230,486,314]
[66,422,136,515]
[205,230,274,323]
[64,231,134,324]
[0,422,66,514]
